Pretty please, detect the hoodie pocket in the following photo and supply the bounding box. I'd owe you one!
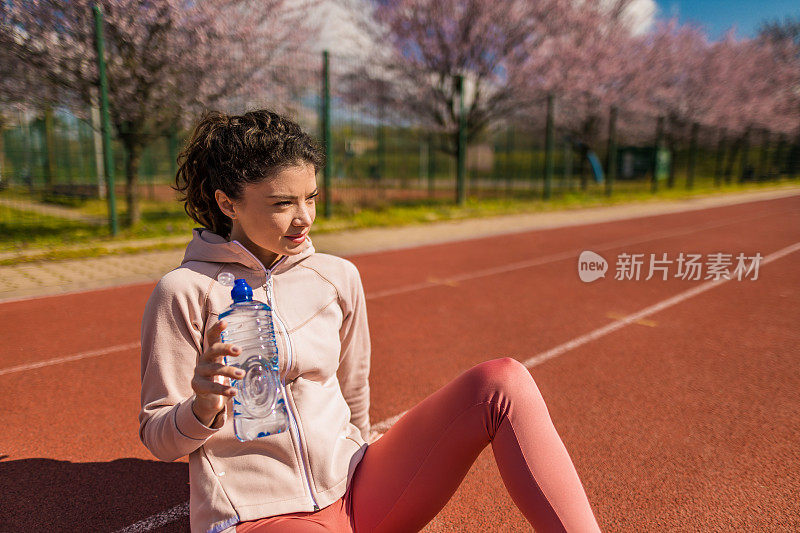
[206,427,307,507]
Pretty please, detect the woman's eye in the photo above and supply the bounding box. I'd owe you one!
[275,194,318,206]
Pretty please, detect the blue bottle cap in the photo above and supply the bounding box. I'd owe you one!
[231,279,253,303]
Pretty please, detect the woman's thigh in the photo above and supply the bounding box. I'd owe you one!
[347,359,519,532]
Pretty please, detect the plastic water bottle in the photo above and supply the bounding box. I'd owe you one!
[217,273,289,441]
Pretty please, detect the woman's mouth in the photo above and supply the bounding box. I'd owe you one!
[284,232,307,243]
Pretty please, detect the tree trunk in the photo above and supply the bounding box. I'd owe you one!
[757,128,770,180]
[505,126,513,195]
[123,139,142,226]
[713,128,726,187]
[773,133,786,180]
[686,122,699,190]
[666,133,676,188]
[579,116,599,191]
[723,135,742,184]
[666,116,677,189]
[739,127,751,183]
[789,130,800,179]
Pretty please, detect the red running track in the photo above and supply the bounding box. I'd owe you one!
[1,193,798,532]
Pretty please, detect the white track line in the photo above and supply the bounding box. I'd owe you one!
[0,342,141,377]
[2,200,796,307]
[116,240,800,532]
[366,207,797,300]
[114,502,189,533]
[522,241,800,367]
[4,208,790,378]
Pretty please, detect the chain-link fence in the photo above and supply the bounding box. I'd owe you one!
[2,49,799,252]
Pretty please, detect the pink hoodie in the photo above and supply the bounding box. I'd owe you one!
[139,228,371,533]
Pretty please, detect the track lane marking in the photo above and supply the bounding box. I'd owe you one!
[605,311,657,327]
[114,502,189,533]
[366,207,798,300]
[376,241,800,438]
[0,342,141,376]
[115,239,800,532]
[2,208,797,376]
[1,202,796,307]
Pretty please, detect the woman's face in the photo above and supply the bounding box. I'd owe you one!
[215,163,319,267]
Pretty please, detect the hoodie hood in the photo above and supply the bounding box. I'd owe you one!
[181,227,315,274]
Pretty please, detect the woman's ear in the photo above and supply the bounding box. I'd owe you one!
[215,189,237,220]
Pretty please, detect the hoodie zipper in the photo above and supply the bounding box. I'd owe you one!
[266,276,320,512]
[230,243,321,512]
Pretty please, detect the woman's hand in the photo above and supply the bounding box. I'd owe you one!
[191,319,244,427]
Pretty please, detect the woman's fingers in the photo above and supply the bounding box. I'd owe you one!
[192,375,237,397]
[193,320,246,402]
[197,361,245,381]
[207,319,226,346]
[201,341,241,363]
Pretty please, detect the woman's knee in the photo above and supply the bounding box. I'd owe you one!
[463,357,538,400]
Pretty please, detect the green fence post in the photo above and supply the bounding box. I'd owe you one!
[89,98,106,198]
[321,50,332,218]
[455,75,467,206]
[93,3,117,235]
[543,93,555,200]
[652,115,664,193]
[605,105,618,197]
[686,121,699,189]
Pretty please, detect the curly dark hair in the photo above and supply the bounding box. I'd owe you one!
[173,109,325,238]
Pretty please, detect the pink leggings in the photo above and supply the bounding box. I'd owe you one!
[237,358,601,532]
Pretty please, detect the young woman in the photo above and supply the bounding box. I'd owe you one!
[139,109,601,533]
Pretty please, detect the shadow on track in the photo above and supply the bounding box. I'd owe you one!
[0,456,189,531]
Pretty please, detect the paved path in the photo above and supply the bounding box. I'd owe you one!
[1,186,798,303]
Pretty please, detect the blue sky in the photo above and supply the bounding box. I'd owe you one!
[654,0,799,41]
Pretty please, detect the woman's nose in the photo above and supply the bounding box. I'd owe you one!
[293,204,314,226]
